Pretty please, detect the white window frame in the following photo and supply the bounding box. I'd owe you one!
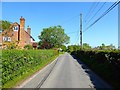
[8,37,11,41]
[3,37,7,41]
[3,37,11,42]
[13,26,19,31]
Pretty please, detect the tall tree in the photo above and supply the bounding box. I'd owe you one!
[38,26,70,49]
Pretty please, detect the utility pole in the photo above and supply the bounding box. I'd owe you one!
[80,13,82,49]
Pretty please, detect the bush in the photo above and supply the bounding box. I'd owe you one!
[4,42,18,49]
[2,49,58,87]
[24,44,33,49]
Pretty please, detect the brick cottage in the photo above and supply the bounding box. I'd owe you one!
[0,16,37,49]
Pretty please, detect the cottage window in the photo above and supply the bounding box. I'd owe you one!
[3,37,11,42]
[8,37,11,41]
[13,26,19,31]
[3,37,7,41]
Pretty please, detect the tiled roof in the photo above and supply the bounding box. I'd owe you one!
[24,30,35,41]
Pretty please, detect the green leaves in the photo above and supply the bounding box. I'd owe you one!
[38,26,70,49]
[2,50,58,86]
[24,44,33,49]
[71,50,120,88]
[0,20,11,31]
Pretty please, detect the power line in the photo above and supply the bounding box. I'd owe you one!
[60,14,79,25]
[85,2,107,27]
[66,30,78,35]
[83,0,120,33]
[69,30,79,45]
[84,0,100,23]
[84,2,96,22]
[60,14,79,36]
[69,29,79,45]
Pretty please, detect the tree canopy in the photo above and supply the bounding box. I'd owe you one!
[96,43,116,50]
[82,43,92,50]
[38,26,70,49]
[60,45,67,52]
[0,20,11,31]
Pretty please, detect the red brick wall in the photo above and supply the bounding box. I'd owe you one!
[25,31,31,45]
[18,17,25,48]
[11,23,19,42]
[1,17,35,49]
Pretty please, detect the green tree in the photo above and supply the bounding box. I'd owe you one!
[60,45,67,52]
[96,43,116,50]
[83,43,92,50]
[0,20,11,31]
[67,45,74,52]
[67,45,80,52]
[38,26,70,49]
[107,44,116,50]
[99,43,105,50]
[73,45,80,51]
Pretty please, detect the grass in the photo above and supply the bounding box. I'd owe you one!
[59,51,65,55]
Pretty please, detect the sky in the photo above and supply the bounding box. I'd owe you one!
[1,1,118,48]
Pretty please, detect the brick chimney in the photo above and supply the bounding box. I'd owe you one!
[27,25,31,35]
[20,16,25,30]
[19,16,25,48]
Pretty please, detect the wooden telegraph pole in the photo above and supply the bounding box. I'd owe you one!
[80,13,82,49]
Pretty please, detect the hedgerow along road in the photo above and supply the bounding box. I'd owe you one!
[17,53,111,88]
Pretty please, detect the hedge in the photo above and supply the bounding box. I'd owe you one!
[71,50,120,88]
[2,49,58,87]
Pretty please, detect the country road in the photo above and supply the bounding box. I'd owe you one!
[17,53,112,89]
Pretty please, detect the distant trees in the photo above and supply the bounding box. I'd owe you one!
[82,43,92,50]
[67,45,74,52]
[38,26,70,49]
[67,43,91,52]
[67,45,80,52]
[60,45,67,52]
[67,43,116,52]
[95,43,116,50]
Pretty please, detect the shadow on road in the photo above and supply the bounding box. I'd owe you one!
[71,55,112,90]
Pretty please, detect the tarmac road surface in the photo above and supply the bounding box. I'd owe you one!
[18,53,111,89]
